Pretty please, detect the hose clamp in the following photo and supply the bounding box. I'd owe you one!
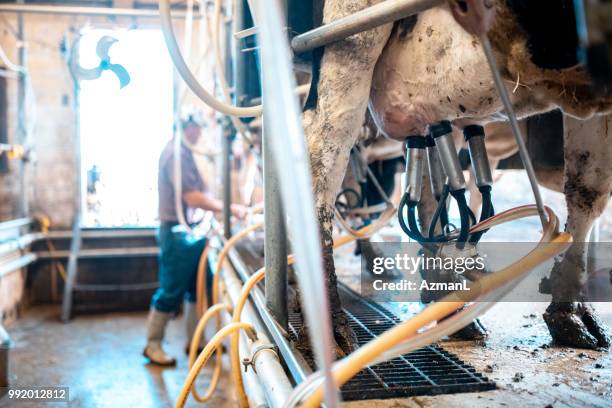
[244,343,278,373]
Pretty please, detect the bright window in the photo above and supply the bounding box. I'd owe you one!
[79,29,173,227]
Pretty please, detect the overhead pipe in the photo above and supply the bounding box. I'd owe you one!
[0,4,198,19]
[291,0,444,54]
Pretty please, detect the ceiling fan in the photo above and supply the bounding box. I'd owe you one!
[69,35,131,89]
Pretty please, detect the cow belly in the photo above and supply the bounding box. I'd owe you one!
[369,6,501,139]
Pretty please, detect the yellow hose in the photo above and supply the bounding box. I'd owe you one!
[189,222,263,407]
[212,222,264,305]
[185,205,565,408]
[229,268,267,407]
[175,322,257,408]
[159,0,262,118]
[196,241,212,317]
[184,223,359,408]
[212,0,253,145]
[188,303,232,403]
[334,205,397,239]
[300,207,571,407]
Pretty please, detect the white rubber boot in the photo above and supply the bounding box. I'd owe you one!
[143,309,176,366]
[184,301,203,355]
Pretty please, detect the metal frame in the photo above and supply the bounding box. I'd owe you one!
[226,242,312,385]
[291,0,444,53]
[262,114,289,330]
[0,4,199,19]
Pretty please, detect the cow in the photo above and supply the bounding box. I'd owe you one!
[464,114,612,349]
[302,0,612,352]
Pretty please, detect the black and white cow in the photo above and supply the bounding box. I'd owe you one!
[301,0,612,352]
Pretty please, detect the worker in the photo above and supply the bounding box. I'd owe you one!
[144,116,248,366]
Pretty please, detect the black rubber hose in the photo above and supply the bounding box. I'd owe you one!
[398,193,433,246]
[451,189,470,248]
[408,204,428,243]
[428,185,450,241]
[469,185,494,243]
[398,193,419,241]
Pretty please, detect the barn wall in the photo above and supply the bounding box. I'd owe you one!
[0,12,211,323]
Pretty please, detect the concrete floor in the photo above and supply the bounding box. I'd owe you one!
[4,300,611,408]
[2,236,611,407]
[4,307,236,408]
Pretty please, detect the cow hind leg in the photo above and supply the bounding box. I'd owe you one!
[543,115,612,350]
[302,0,392,355]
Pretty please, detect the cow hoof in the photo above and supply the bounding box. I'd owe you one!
[333,311,359,357]
[543,302,611,350]
[449,318,488,341]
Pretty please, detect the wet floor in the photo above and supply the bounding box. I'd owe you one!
[336,245,612,408]
[3,307,236,407]
[3,240,612,407]
[5,299,611,408]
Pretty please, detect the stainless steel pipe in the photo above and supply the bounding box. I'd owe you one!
[0,324,9,390]
[0,253,37,278]
[464,125,493,188]
[291,0,444,53]
[430,122,466,191]
[252,0,339,405]
[263,116,289,330]
[425,137,446,198]
[220,251,294,407]
[402,137,426,203]
[0,4,197,19]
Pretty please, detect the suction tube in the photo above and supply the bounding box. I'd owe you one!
[425,135,450,240]
[292,206,571,408]
[398,136,429,244]
[464,125,494,243]
[430,121,471,247]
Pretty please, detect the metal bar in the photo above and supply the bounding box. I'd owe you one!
[215,247,294,408]
[47,228,156,239]
[480,36,547,228]
[36,246,159,260]
[252,0,338,404]
[0,69,19,79]
[0,232,45,258]
[73,282,159,291]
[222,128,233,239]
[16,1,27,218]
[0,218,31,232]
[263,115,289,330]
[61,215,82,322]
[0,253,36,278]
[233,0,248,107]
[0,4,199,19]
[226,242,311,385]
[291,0,444,53]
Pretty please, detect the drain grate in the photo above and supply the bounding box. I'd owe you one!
[288,284,496,401]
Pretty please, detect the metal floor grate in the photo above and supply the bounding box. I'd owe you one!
[288,284,496,401]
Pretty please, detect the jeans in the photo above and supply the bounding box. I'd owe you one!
[151,222,210,313]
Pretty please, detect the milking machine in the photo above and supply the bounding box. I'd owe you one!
[398,121,494,250]
[158,0,576,406]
